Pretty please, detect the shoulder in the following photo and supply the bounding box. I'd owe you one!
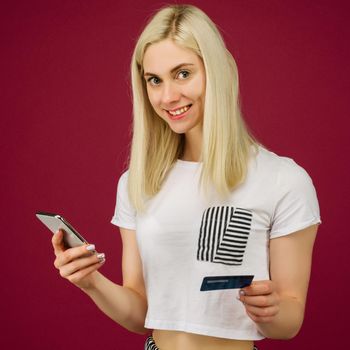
[119,169,130,182]
[115,169,132,204]
[117,169,130,190]
[254,145,314,189]
[254,146,321,237]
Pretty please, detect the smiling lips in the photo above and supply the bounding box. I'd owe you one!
[166,104,192,120]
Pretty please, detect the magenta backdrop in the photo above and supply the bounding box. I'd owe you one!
[1,0,349,349]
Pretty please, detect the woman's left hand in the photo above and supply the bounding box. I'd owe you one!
[237,280,280,324]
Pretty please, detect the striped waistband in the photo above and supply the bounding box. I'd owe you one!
[145,336,159,350]
[144,336,258,350]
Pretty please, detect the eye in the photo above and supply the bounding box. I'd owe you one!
[147,76,161,86]
[177,70,190,79]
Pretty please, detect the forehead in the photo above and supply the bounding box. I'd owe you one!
[143,39,200,74]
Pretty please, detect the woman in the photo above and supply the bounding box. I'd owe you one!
[52,4,321,350]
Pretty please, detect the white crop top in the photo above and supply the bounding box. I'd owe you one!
[111,146,321,340]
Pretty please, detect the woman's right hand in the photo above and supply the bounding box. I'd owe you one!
[52,229,106,290]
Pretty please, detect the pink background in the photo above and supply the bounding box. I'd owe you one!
[2,0,349,348]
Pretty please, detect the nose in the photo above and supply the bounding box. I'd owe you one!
[161,81,181,106]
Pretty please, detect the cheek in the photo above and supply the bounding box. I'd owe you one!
[187,77,206,102]
[146,90,160,110]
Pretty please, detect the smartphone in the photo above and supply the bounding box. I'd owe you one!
[36,211,89,248]
[200,275,254,291]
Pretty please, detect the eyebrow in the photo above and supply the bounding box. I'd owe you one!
[143,63,195,77]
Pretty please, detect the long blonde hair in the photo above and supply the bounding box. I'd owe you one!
[128,4,258,211]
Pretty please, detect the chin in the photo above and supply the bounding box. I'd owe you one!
[168,125,188,134]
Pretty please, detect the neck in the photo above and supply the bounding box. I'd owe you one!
[181,126,203,162]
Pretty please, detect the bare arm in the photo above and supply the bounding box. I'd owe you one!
[238,224,319,339]
[52,228,149,335]
[81,271,148,334]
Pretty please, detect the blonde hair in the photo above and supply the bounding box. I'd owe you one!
[128,4,258,211]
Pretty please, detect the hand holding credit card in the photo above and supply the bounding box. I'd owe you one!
[200,275,254,291]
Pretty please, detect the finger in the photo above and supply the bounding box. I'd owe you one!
[241,280,274,296]
[245,304,279,319]
[59,252,105,277]
[52,230,66,256]
[246,309,275,324]
[67,260,105,285]
[55,243,96,268]
[239,293,277,307]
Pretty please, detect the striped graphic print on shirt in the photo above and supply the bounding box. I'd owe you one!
[197,206,253,266]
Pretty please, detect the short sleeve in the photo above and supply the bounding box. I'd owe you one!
[270,159,321,239]
[111,171,137,230]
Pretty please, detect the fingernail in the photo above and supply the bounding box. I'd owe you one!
[239,290,245,296]
[86,244,96,251]
[97,253,105,263]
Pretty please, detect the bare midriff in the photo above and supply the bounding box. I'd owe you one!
[152,329,255,350]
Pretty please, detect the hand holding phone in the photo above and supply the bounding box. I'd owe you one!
[36,212,89,248]
[37,211,106,289]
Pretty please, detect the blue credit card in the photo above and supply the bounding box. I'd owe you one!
[200,275,254,291]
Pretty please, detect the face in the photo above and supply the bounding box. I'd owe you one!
[142,38,206,136]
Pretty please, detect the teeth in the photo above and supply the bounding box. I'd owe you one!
[168,105,190,116]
